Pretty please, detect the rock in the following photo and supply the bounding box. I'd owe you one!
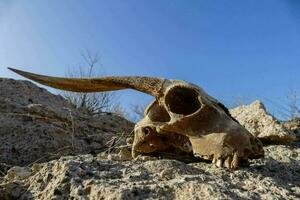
[0,78,134,167]
[5,166,32,180]
[118,146,133,161]
[283,118,300,141]
[230,100,296,144]
[0,143,299,200]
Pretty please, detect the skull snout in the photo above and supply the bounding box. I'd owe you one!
[132,126,170,157]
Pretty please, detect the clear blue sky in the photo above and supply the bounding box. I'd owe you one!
[1,0,300,119]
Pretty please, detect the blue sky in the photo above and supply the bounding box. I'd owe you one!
[1,0,300,119]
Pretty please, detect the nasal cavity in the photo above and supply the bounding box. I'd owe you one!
[165,86,202,115]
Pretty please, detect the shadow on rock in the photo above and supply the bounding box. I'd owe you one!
[0,181,32,200]
[251,157,300,197]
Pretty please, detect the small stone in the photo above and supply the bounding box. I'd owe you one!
[97,152,109,160]
[118,147,133,161]
[126,137,134,145]
[5,166,31,180]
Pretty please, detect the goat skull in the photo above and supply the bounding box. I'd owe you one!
[9,68,264,169]
[132,80,264,169]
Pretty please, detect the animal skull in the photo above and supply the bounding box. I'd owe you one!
[9,68,264,169]
[132,80,264,169]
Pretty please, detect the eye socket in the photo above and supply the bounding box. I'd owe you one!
[143,127,151,135]
[145,100,171,122]
[165,86,201,115]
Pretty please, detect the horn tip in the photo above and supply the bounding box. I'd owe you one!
[8,67,30,77]
[8,67,20,73]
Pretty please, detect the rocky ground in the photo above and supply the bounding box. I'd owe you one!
[0,78,299,200]
[1,143,299,200]
[0,78,133,168]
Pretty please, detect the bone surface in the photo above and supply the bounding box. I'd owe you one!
[9,68,264,169]
[133,80,264,169]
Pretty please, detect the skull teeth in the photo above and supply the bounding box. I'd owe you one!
[224,156,233,169]
[212,153,240,170]
[216,158,223,167]
[231,153,239,169]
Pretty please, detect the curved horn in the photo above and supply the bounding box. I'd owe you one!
[8,67,166,97]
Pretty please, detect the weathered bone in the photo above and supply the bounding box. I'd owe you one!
[8,68,166,97]
[9,67,264,169]
[133,80,264,169]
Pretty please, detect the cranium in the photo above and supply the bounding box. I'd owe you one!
[9,68,264,169]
